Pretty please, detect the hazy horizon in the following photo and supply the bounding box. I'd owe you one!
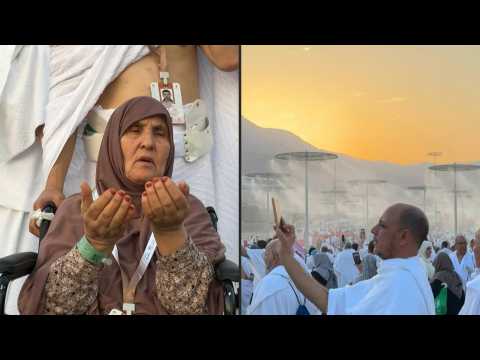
[242,45,480,165]
[242,116,480,167]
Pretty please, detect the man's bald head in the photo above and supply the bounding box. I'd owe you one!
[394,203,429,249]
[264,239,281,273]
[372,203,429,259]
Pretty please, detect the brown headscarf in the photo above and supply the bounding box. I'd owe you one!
[432,252,464,300]
[19,96,225,314]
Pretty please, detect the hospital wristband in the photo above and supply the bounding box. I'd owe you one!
[76,236,111,266]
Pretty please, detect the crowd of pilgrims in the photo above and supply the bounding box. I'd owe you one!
[241,207,480,315]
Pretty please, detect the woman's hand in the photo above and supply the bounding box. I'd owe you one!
[80,182,136,254]
[141,177,190,255]
[141,177,190,232]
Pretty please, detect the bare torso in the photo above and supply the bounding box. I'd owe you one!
[96,46,199,109]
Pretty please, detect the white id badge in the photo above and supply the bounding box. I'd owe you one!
[160,83,185,125]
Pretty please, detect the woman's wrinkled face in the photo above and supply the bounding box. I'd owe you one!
[121,116,170,185]
[426,246,432,259]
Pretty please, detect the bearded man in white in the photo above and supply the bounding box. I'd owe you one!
[449,235,475,289]
[275,203,435,315]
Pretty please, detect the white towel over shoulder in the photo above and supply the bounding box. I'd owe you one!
[328,256,435,315]
[459,275,480,315]
[0,45,49,165]
[44,45,150,185]
[0,45,49,211]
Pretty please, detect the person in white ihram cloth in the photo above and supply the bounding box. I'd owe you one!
[306,248,316,271]
[459,230,480,315]
[240,255,254,314]
[275,203,435,315]
[0,45,239,314]
[449,235,476,290]
[247,239,320,315]
[242,243,310,291]
[0,46,51,315]
[333,242,360,287]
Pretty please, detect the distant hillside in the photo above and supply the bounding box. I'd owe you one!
[241,117,480,237]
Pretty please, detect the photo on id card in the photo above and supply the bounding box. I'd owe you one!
[160,82,185,124]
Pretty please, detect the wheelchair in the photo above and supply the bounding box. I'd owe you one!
[0,204,239,315]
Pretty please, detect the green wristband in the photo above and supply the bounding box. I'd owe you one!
[76,236,108,265]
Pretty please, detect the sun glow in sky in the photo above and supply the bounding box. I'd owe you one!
[242,45,480,165]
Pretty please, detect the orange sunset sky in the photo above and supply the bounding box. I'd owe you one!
[241,45,480,165]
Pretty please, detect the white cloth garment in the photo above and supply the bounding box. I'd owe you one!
[241,279,254,315]
[0,45,49,212]
[245,248,267,290]
[459,275,480,315]
[245,248,310,290]
[419,257,435,281]
[334,249,360,287]
[0,46,17,96]
[0,45,50,315]
[449,251,476,289]
[418,241,435,281]
[198,53,239,263]
[241,256,254,315]
[0,45,49,166]
[43,45,150,183]
[327,256,435,315]
[247,265,320,315]
[471,268,480,281]
[359,247,368,261]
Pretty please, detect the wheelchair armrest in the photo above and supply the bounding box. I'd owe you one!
[0,252,37,281]
[215,259,240,283]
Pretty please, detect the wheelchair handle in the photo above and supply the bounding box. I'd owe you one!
[39,202,57,241]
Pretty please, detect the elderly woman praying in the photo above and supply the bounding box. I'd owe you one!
[19,97,225,315]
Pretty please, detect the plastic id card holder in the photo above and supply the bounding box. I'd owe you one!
[151,81,185,125]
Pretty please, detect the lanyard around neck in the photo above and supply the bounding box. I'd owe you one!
[272,272,306,306]
[92,189,156,314]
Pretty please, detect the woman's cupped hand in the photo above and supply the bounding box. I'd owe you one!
[80,182,136,254]
[80,177,190,254]
[141,177,190,233]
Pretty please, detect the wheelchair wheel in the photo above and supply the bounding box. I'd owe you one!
[223,280,236,315]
